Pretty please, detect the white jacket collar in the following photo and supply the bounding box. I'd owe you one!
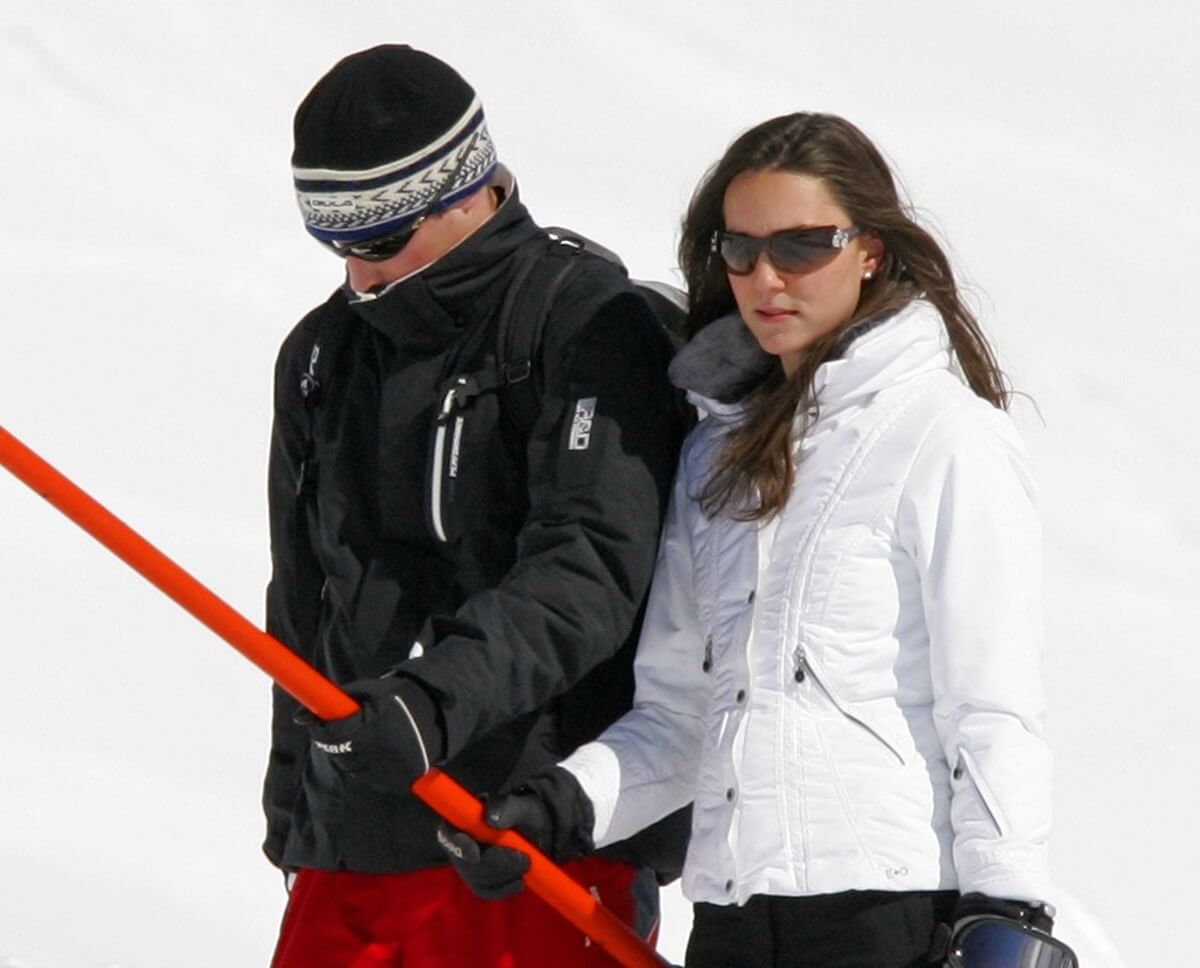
[671,299,951,423]
[813,300,951,418]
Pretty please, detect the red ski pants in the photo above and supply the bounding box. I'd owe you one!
[271,856,658,967]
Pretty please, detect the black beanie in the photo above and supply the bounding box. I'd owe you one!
[291,45,498,244]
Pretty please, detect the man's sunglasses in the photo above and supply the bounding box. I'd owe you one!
[321,221,423,262]
[320,130,481,263]
[713,225,862,276]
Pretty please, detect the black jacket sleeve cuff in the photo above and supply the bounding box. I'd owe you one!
[392,676,448,765]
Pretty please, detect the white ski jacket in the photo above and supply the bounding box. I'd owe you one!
[562,300,1054,906]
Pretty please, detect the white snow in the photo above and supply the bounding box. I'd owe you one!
[3,2,1196,965]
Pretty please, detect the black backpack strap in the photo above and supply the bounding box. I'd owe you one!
[428,229,692,543]
[424,236,584,543]
[493,228,694,439]
[493,231,590,436]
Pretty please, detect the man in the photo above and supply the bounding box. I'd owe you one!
[263,44,688,966]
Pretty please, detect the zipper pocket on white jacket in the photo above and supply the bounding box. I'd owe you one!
[953,748,1010,837]
[793,648,905,765]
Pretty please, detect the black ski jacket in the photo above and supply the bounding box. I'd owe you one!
[263,182,689,874]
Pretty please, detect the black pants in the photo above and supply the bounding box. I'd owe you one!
[685,889,958,968]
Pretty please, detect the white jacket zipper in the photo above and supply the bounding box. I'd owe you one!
[954,748,1009,837]
[793,647,905,765]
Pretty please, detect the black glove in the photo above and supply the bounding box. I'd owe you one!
[437,766,595,900]
[929,893,1070,967]
[953,893,1054,934]
[297,675,445,791]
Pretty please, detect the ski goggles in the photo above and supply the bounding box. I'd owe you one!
[713,225,861,276]
[946,916,1078,968]
[319,130,481,263]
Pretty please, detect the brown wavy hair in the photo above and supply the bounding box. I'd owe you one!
[679,112,1009,521]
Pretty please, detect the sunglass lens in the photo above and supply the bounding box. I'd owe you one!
[325,225,417,262]
[953,920,1077,968]
[718,235,762,275]
[769,230,840,274]
[352,229,415,262]
[718,228,845,275]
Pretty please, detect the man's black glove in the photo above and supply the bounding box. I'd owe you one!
[436,766,595,900]
[297,675,445,791]
[929,893,1074,967]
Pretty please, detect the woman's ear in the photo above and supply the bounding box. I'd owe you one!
[860,231,885,278]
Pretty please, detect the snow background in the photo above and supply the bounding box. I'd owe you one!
[2,2,1196,965]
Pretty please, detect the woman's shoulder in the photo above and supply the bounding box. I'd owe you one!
[899,385,1036,501]
[922,382,1025,450]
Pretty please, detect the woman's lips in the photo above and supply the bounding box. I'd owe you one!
[755,306,797,323]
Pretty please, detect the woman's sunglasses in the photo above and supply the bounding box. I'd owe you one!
[713,225,861,276]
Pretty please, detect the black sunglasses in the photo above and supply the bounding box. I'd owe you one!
[322,221,422,262]
[713,224,862,276]
[321,130,481,263]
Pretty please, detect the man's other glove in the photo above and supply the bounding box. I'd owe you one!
[297,675,445,791]
[437,766,595,900]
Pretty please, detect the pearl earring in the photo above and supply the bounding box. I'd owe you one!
[863,270,874,280]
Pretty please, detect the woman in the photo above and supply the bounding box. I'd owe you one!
[442,113,1070,968]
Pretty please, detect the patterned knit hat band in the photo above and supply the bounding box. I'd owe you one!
[290,45,498,244]
[294,100,497,244]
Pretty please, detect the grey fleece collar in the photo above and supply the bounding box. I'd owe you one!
[669,309,899,405]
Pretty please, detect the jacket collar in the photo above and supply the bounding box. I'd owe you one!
[666,312,774,421]
[812,300,950,418]
[341,167,542,349]
[670,299,951,423]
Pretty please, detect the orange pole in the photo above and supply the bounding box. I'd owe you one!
[0,425,669,968]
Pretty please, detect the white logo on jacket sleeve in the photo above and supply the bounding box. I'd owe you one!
[569,397,598,451]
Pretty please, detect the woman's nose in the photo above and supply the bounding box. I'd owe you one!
[748,252,785,290]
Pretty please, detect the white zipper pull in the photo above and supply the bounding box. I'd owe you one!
[793,647,808,683]
[438,377,469,422]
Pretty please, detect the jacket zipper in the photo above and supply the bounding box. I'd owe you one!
[430,377,474,543]
[792,647,905,765]
[953,748,1009,837]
